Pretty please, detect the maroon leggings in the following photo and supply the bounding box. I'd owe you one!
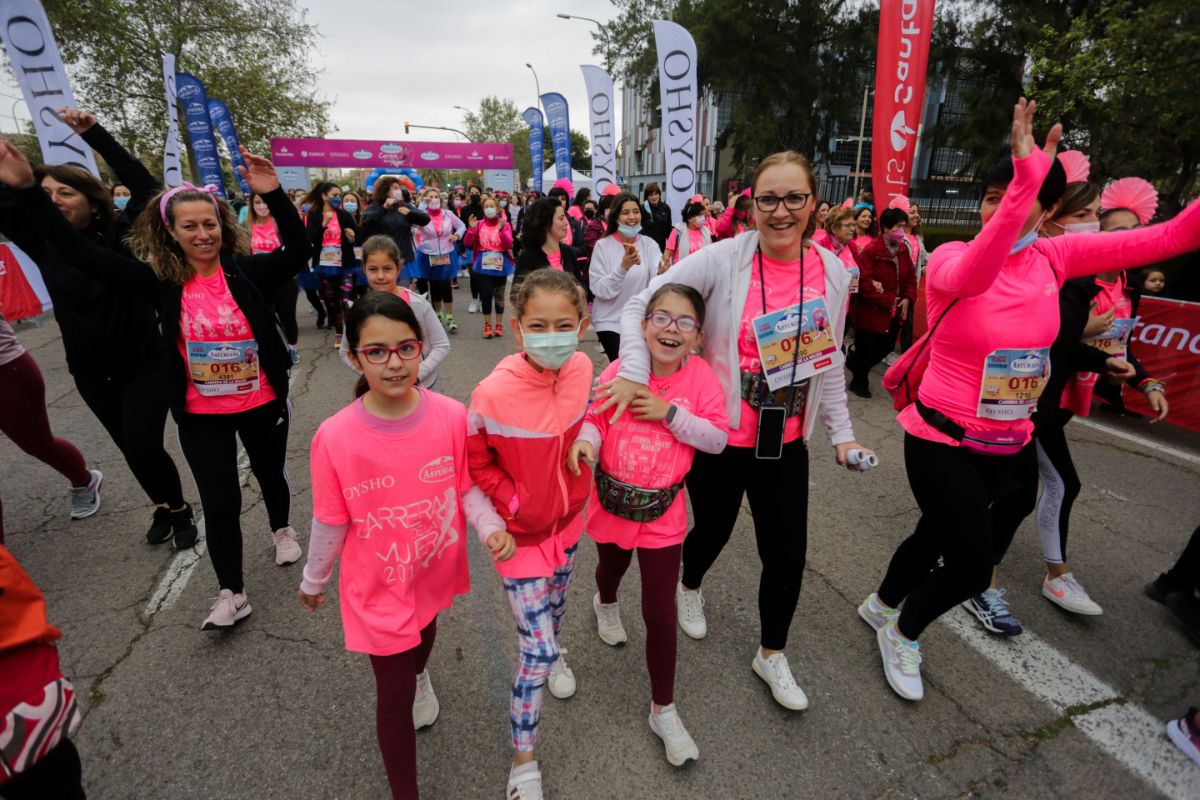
[368,617,438,800]
[594,542,682,706]
[0,354,89,543]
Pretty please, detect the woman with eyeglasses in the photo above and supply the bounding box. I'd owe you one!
[597,150,875,712]
[589,191,663,361]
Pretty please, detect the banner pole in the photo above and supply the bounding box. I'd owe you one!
[852,86,869,198]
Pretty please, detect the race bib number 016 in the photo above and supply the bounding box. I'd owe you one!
[977,347,1051,420]
[753,297,842,391]
[186,339,261,397]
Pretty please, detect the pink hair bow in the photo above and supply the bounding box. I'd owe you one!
[159,182,221,224]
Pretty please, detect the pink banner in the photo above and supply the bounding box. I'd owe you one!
[871,0,936,209]
[270,138,514,170]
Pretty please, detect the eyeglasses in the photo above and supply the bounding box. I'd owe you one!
[645,310,700,333]
[356,340,422,364]
[753,192,812,212]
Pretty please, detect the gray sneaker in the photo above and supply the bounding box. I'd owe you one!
[70,469,103,520]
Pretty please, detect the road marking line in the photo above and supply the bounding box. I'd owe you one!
[1071,417,1200,468]
[941,610,1200,800]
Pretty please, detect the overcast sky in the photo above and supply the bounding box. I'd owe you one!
[0,1,623,145]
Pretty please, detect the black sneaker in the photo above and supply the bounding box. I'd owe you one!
[146,507,174,544]
[316,310,327,330]
[848,378,872,399]
[172,505,199,550]
[1146,573,1187,605]
[1165,592,1200,647]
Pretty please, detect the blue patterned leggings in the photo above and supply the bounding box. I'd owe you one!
[501,544,578,752]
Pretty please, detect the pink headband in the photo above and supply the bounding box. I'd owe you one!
[1057,150,1090,184]
[1101,177,1159,225]
[159,182,220,224]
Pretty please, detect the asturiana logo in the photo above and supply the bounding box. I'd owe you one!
[206,345,242,362]
[1010,354,1043,373]
[419,456,456,484]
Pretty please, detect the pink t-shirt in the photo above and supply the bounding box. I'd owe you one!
[547,248,563,270]
[178,269,277,414]
[318,212,342,267]
[583,357,727,549]
[250,221,280,255]
[1063,275,1134,416]
[666,227,706,262]
[310,391,473,655]
[729,249,828,448]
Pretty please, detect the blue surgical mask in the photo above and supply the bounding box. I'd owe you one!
[618,223,641,238]
[520,324,580,370]
[418,201,428,211]
[113,195,129,211]
[484,207,498,219]
[328,196,342,209]
[300,203,312,214]
[1010,229,1038,254]
[343,200,358,213]
[499,200,508,208]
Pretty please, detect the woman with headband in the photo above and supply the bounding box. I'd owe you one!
[0,138,311,632]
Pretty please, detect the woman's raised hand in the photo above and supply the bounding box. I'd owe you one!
[1010,97,1062,162]
[0,140,35,189]
[57,107,96,135]
[237,145,280,194]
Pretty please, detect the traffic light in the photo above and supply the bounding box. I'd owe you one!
[404,121,410,134]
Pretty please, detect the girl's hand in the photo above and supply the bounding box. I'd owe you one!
[567,440,594,476]
[0,140,35,188]
[1010,97,1062,162]
[620,243,640,271]
[1083,306,1115,337]
[57,107,96,134]
[835,441,876,471]
[298,590,325,613]
[345,228,356,244]
[897,298,911,323]
[468,214,478,228]
[1146,389,1168,423]
[448,235,459,243]
[658,256,672,275]
[397,205,409,215]
[595,377,646,424]
[237,146,280,193]
[384,197,397,209]
[631,389,670,421]
[486,530,517,562]
[871,280,884,293]
[1103,357,1136,384]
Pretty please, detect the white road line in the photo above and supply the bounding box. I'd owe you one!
[1071,417,1200,468]
[941,610,1200,800]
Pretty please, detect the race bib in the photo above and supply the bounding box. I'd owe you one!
[847,266,860,294]
[977,347,1051,420]
[353,246,363,262]
[1083,317,1137,358]
[319,243,342,268]
[429,253,451,266]
[480,251,505,272]
[753,297,842,391]
[186,339,262,397]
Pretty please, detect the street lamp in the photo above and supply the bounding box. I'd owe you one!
[525,63,542,114]
[404,121,469,142]
[556,13,611,70]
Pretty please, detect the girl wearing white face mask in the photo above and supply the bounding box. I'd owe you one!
[462,195,515,338]
[589,191,663,361]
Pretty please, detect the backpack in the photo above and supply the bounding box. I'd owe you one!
[882,298,958,411]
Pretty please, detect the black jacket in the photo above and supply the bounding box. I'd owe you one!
[358,202,430,264]
[18,184,311,420]
[0,123,166,381]
[306,205,359,269]
[642,200,673,251]
[514,242,581,284]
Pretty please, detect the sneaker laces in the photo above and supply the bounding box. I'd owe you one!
[653,706,685,736]
[898,640,923,675]
[415,672,433,701]
[983,588,1014,621]
[1057,573,1088,598]
[552,649,569,674]
[208,592,236,617]
[765,653,799,690]
[597,601,621,629]
[679,589,704,621]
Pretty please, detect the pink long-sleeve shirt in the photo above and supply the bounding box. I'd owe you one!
[900,151,1200,446]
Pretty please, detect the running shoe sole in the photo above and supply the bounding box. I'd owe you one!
[648,715,698,766]
[1167,718,1200,768]
[201,601,252,631]
[1042,587,1103,616]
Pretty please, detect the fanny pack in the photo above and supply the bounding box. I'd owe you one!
[915,399,1026,457]
[595,465,683,523]
[740,370,808,418]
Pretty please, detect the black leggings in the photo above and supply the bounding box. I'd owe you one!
[416,279,453,306]
[682,440,809,651]
[597,331,621,362]
[477,273,506,316]
[273,278,299,345]
[1168,524,1200,592]
[0,737,85,800]
[469,270,480,300]
[847,321,899,384]
[1033,409,1080,565]
[878,433,1038,640]
[318,272,354,334]
[75,366,186,509]
[177,401,292,594]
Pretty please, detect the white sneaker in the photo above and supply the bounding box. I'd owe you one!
[413,670,439,729]
[1043,572,1103,615]
[751,649,809,710]
[593,592,628,646]
[648,703,699,766]
[272,526,302,566]
[201,589,252,630]
[69,468,103,519]
[468,298,481,314]
[877,620,923,701]
[507,762,544,800]
[547,649,576,699]
[858,592,900,631]
[676,582,707,639]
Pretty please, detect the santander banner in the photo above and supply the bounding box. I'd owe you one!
[1123,297,1200,434]
[271,138,514,170]
[870,0,936,209]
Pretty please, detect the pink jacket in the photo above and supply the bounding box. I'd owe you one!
[468,352,594,578]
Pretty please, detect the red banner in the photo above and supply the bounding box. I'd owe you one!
[871,0,936,209]
[0,243,51,321]
[1123,297,1200,433]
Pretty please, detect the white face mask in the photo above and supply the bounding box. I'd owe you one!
[1061,220,1100,235]
[428,197,441,210]
[390,188,404,201]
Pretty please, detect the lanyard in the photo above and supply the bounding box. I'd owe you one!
[756,246,806,393]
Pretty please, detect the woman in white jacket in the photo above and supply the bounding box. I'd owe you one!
[589,191,663,361]
[597,151,876,711]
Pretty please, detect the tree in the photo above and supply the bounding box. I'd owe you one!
[39,0,331,169]
[1029,0,1200,214]
[462,96,525,144]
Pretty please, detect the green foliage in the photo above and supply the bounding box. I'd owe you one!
[39,0,331,171]
[460,96,590,183]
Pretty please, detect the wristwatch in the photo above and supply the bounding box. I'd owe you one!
[665,404,678,425]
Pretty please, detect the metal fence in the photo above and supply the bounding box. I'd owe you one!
[818,174,983,230]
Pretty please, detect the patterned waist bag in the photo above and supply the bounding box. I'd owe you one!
[595,465,684,524]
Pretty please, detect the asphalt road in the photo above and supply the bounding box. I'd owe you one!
[4,283,1199,800]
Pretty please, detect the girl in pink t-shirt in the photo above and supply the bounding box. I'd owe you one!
[299,292,512,800]
[567,283,728,767]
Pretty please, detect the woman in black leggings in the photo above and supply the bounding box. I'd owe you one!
[303,181,358,344]
[0,108,194,545]
[0,137,310,631]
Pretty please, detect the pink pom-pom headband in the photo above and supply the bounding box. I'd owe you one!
[159,182,220,224]
[1057,150,1090,184]
[1101,177,1159,226]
